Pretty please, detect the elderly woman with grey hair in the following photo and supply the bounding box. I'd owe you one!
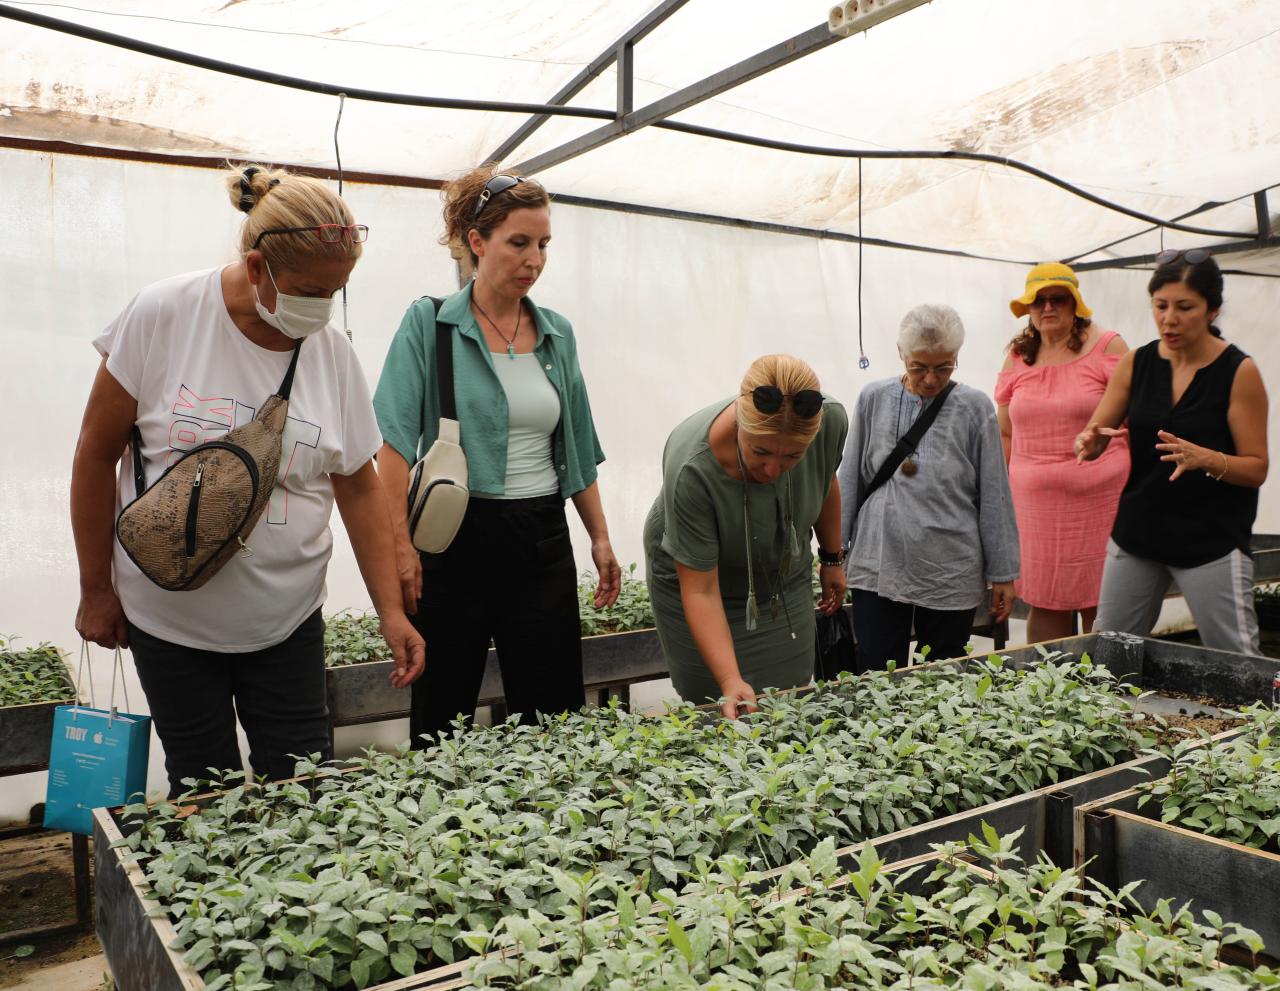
[838,304,1019,670]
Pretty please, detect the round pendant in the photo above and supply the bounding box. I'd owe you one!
[901,459,918,477]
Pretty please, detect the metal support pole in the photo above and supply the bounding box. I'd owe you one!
[72,832,91,928]
[616,40,634,118]
[1084,809,1117,890]
[1043,791,1074,869]
[1256,190,1272,241]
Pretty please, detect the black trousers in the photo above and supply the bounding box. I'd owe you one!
[851,589,976,671]
[126,609,330,797]
[409,493,584,746]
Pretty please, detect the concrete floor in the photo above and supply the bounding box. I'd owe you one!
[8,954,107,991]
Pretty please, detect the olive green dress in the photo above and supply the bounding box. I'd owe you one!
[642,398,849,703]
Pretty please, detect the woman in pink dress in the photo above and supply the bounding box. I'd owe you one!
[996,263,1129,643]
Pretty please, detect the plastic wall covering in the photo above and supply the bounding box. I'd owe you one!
[1,148,1277,817]
[3,0,1279,259]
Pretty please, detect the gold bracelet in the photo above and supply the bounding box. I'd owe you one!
[1208,451,1229,481]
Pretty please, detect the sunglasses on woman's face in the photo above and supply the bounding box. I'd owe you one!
[748,386,823,418]
[1155,248,1211,265]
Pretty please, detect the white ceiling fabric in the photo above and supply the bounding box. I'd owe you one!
[3,0,1278,262]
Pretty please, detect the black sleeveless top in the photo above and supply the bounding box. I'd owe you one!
[1112,340,1256,567]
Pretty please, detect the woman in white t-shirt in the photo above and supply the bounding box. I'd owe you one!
[70,164,424,796]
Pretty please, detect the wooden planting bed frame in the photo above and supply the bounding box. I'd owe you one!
[1080,788,1280,959]
[95,632,1277,990]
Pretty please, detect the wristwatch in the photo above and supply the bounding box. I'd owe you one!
[817,546,846,567]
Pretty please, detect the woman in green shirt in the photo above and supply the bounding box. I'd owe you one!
[374,167,620,745]
[643,355,849,718]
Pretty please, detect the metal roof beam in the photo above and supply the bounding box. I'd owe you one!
[1071,235,1279,272]
[513,1,937,176]
[487,0,691,164]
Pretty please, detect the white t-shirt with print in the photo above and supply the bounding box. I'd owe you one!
[93,267,381,652]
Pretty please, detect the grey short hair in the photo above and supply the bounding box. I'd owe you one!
[898,303,965,354]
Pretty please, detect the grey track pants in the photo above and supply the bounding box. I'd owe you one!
[1093,538,1261,655]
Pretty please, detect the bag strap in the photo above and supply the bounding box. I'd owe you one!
[276,339,303,400]
[127,339,304,496]
[426,296,457,421]
[857,381,956,513]
[129,426,146,497]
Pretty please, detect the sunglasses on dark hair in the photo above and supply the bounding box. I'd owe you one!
[1155,248,1211,266]
[252,224,368,250]
[747,386,823,418]
[472,175,527,220]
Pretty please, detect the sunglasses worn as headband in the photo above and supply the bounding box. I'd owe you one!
[1155,248,1211,266]
[472,175,527,220]
[252,224,368,250]
[748,386,823,418]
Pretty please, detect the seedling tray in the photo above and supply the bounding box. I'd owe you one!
[326,627,667,727]
[1081,787,1280,958]
[0,650,77,774]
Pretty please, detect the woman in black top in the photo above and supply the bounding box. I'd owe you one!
[1075,251,1269,654]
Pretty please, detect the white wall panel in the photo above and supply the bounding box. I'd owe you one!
[1,147,1274,820]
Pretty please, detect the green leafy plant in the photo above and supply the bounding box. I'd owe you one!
[323,610,390,668]
[1138,704,1280,850]
[576,564,653,636]
[0,637,73,708]
[462,828,1276,989]
[117,653,1153,989]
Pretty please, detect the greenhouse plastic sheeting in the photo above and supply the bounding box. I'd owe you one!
[3,0,1279,261]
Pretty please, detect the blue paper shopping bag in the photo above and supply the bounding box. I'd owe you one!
[44,644,151,836]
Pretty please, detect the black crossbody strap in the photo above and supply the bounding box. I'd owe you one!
[129,426,146,497]
[276,339,303,400]
[426,296,456,421]
[857,381,956,512]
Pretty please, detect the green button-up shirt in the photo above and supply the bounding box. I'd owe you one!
[373,283,605,498]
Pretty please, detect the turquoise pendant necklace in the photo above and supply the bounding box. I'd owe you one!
[472,296,522,360]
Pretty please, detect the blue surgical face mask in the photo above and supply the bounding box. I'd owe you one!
[253,259,334,339]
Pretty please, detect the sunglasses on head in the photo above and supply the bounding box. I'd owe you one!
[252,224,368,250]
[747,386,823,418]
[472,175,527,220]
[1155,248,1211,266]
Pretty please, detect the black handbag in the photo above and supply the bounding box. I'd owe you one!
[814,606,857,681]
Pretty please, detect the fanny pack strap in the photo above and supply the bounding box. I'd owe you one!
[128,339,303,496]
[426,296,456,421]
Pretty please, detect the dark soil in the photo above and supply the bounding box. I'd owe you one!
[0,828,101,989]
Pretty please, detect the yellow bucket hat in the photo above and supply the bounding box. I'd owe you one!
[1010,262,1092,319]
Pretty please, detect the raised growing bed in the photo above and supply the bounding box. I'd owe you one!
[1079,707,1280,958]
[94,648,1152,991]
[326,567,1011,730]
[0,638,76,774]
[743,631,1277,881]
[417,829,1275,990]
[95,634,1277,991]
[0,639,90,946]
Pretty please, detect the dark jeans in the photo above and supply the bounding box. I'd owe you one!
[127,609,330,797]
[409,493,584,746]
[851,589,976,670]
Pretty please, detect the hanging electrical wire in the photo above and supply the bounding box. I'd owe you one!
[860,159,870,373]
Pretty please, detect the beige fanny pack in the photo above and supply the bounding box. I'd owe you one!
[116,342,301,591]
[406,297,469,554]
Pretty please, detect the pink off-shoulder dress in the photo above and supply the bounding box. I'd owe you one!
[995,330,1129,611]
